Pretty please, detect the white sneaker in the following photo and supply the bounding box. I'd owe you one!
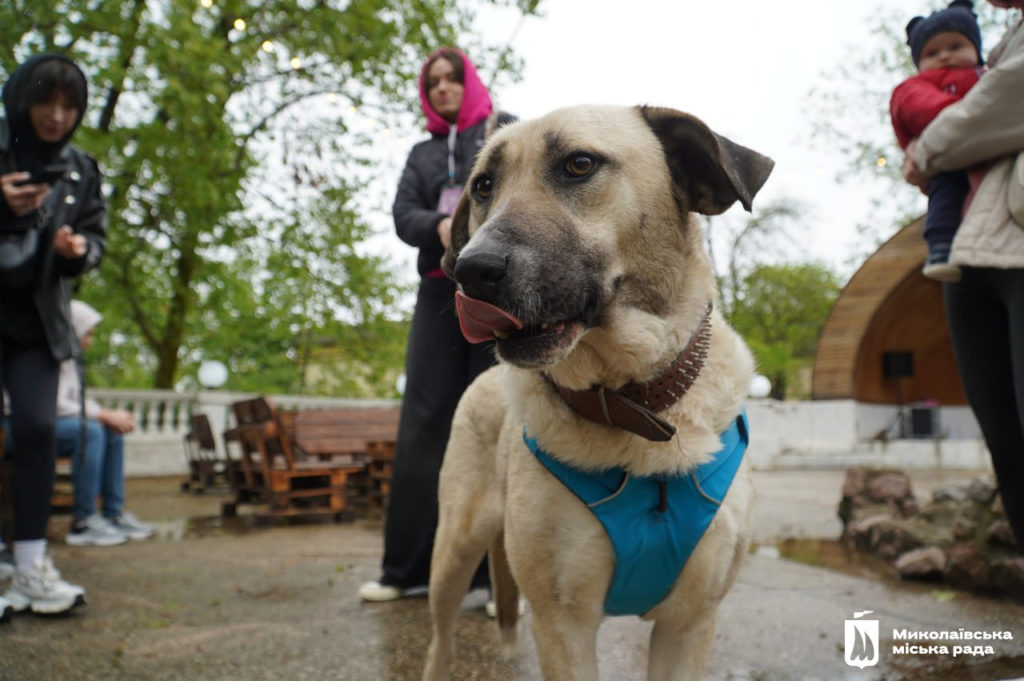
[108,511,155,541]
[66,514,128,546]
[4,556,86,614]
[358,580,403,602]
[0,595,12,623]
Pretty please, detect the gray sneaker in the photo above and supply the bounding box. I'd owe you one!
[4,556,85,615]
[108,511,154,541]
[66,514,128,546]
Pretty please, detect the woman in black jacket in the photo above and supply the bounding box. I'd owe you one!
[359,47,513,602]
[0,54,106,618]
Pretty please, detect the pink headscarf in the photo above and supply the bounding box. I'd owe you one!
[419,47,493,135]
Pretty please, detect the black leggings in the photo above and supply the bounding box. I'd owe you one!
[1,339,60,541]
[380,277,495,588]
[944,267,1024,551]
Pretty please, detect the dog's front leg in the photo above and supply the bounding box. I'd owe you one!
[530,604,603,681]
[647,488,753,681]
[647,613,717,681]
[506,453,609,681]
[421,502,498,681]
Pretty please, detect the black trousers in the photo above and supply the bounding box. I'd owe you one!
[924,171,970,251]
[1,339,60,541]
[944,267,1024,551]
[380,277,496,588]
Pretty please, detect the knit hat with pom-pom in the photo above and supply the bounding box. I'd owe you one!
[906,0,983,67]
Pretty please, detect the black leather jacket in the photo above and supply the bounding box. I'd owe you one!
[393,112,515,277]
[0,117,107,362]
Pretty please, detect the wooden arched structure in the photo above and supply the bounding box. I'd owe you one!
[812,218,967,405]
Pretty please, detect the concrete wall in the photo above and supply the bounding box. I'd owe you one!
[745,399,990,471]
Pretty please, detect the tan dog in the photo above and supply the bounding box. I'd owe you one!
[421,105,773,681]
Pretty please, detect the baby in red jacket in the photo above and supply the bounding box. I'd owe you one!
[890,0,985,282]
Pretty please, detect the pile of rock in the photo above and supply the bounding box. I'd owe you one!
[838,467,1023,599]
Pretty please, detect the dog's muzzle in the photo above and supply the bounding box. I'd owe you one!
[452,248,509,303]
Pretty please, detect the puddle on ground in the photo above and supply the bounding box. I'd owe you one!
[150,512,356,540]
[151,515,256,541]
[754,538,900,581]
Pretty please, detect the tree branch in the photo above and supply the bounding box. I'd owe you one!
[97,0,146,132]
[233,88,339,171]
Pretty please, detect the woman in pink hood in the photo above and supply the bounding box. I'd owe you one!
[359,48,514,602]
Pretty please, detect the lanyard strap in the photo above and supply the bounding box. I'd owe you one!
[446,125,457,187]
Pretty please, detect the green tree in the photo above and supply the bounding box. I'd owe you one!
[709,198,841,399]
[712,198,804,321]
[1,0,539,394]
[728,263,841,400]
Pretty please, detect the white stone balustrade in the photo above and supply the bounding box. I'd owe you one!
[85,389,991,477]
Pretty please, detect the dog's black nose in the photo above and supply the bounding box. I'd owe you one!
[453,249,509,300]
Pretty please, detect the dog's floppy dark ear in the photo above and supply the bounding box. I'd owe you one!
[440,190,472,278]
[640,105,774,215]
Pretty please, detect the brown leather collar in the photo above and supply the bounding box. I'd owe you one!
[545,303,713,442]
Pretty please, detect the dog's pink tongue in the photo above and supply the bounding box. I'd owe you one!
[455,291,524,344]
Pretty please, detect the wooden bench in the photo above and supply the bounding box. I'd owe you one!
[221,397,366,520]
[291,407,400,511]
[223,398,274,505]
[182,412,234,492]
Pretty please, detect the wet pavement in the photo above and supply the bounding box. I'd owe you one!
[1,469,1022,681]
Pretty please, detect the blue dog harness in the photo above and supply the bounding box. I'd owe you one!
[524,412,748,617]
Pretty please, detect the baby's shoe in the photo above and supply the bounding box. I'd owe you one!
[922,243,961,282]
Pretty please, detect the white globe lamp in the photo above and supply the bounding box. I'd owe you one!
[748,374,771,399]
[198,360,228,389]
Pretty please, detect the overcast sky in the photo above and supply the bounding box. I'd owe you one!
[373,1,1016,283]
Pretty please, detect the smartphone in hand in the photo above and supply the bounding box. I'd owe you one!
[13,164,67,186]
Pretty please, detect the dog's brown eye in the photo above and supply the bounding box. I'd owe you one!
[472,176,493,200]
[565,154,596,178]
